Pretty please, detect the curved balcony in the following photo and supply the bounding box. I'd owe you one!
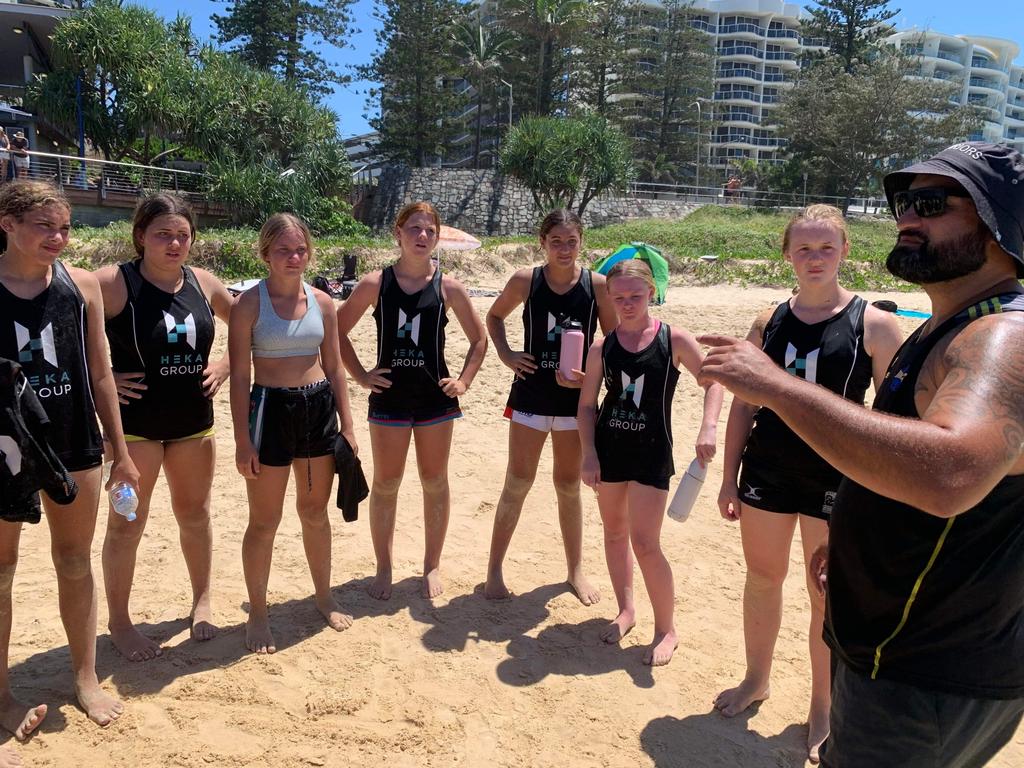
[767,27,800,40]
[971,61,1009,77]
[935,49,966,64]
[718,44,763,61]
[719,111,761,125]
[714,90,761,106]
[717,67,760,84]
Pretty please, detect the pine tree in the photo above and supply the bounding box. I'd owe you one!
[212,0,355,98]
[801,0,899,73]
[612,0,714,184]
[498,0,590,117]
[573,0,638,115]
[357,0,469,168]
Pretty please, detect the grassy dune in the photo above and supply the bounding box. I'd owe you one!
[65,206,909,290]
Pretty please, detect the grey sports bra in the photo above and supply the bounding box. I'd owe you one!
[251,280,324,358]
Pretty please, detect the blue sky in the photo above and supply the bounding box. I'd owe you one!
[140,0,1024,138]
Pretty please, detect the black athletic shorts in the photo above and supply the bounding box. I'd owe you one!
[822,661,1024,767]
[737,460,838,520]
[248,380,338,467]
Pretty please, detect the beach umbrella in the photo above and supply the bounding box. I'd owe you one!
[593,242,670,304]
[438,225,482,251]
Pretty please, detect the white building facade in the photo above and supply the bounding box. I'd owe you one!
[884,29,1024,153]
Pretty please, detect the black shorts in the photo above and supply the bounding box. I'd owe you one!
[367,402,461,428]
[737,460,837,520]
[822,661,1024,767]
[248,380,338,467]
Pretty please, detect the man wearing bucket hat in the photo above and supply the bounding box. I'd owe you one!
[698,141,1024,766]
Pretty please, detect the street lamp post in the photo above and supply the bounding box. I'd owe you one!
[499,79,512,131]
[689,100,702,199]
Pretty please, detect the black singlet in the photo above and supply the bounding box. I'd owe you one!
[595,322,679,489]
[825,292,1024,699]
[506,266,598,417]
[743,296,872,478]
[370,266,455,413]
[0,260,102,470]
[105,260,216,440]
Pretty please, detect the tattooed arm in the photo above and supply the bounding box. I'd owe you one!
[699,313,1024,518]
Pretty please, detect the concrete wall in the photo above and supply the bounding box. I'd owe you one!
[365,166,698,236]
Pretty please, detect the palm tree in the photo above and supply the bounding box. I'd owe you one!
[452,19,514,168]
[503,0,589,116]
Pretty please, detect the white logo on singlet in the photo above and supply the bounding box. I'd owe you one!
[397,309,421,346]
[619,372,645,408]
[0,436,22,476]
[784,343,820,384]
[14,322,57,367]
[163,312,197,349]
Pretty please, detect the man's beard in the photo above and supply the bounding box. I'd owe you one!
[887,224,988,284]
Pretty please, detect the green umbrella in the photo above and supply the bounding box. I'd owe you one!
[593,242,670,304]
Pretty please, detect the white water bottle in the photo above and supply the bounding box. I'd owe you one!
[109,482,138,522]
[667,458,707,522]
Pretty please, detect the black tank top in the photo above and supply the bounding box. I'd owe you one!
[507,267,598,417]
[596,322,679,482]
[105,260,215,440]
[744,296,872,478]
[825,292,1024,699]
[370,266,455,412]
[0,261,101,467]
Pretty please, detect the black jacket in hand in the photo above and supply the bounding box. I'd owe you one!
[0,358,78,523]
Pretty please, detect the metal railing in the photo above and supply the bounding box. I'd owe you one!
[767,28,800,39]
[10,150,211,200]
[0,84,26,109]
[718,23,765,36]
[715,90,759,101]
[936,50,963,63]
[621,180,888,213]
[718,45,762,58]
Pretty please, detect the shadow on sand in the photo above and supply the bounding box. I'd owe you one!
[6,575,416,735]
[406,582,654,688]
[641,706,810,768]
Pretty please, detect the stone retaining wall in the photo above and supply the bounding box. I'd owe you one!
[365,166,698,235]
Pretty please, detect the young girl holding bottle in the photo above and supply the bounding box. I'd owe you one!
[578,260,722,666]
[483,209,616,603]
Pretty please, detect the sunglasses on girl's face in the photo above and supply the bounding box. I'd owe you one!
[892,187,972,219]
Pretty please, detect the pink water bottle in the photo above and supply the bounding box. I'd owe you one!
[559,320,585,381]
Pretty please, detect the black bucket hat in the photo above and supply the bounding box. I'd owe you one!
[883,142,1024,276]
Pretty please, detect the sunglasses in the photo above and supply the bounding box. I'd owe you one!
[892,187,972,220]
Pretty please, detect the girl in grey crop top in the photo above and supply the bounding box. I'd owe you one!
[251,280,325,358]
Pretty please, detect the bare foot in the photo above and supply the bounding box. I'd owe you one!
[75,681,123,727]
[807,699,830,764]
[643,631,678,666]
[0,745,22,767]
[109,623,162,662]
[599,610,635,644]
[422,568,443,599]
[484,573,512,600]
[0,694,46,741]
[245,615,276,654]
[190,599,217,642]
[367,569,392,601]
[567,569,601,606]
[714,679,770,717]
[316,595,353,631]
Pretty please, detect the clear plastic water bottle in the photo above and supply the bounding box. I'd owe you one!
[109,482,138,522]
[667,458,707,523]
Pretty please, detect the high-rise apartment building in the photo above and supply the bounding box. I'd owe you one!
[884,29,1024,153]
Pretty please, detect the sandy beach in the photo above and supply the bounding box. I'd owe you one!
[6,278,1022,768]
